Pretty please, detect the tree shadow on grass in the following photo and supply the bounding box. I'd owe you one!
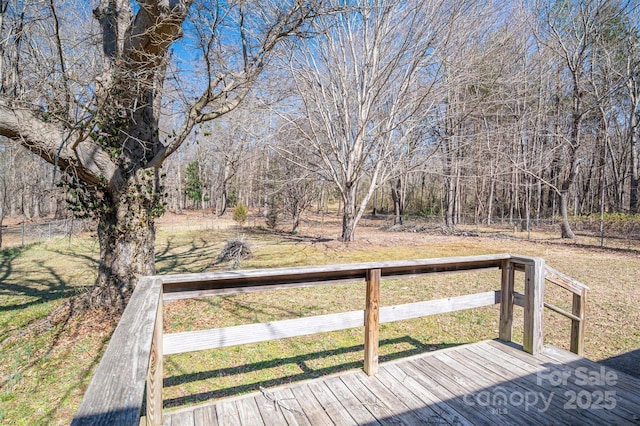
[162,336,462,409]
[34,320,113,425]
[0,244,93,318]
[155,235,222,274]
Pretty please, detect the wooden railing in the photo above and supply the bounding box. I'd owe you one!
[71,254,589,425]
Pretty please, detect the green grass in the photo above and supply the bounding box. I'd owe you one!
[0,217,639,424]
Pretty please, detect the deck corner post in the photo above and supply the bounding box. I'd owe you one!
[146,283,163,425]
[499,259,515,342]
[570,289,586,355]
[523,258,545,355]
[364,268,381,376]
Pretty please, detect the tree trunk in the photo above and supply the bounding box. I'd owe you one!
[291,210,300,234]
[631,124,639,214]
[559,190,576,239]
[391,178,403,226]
[90,198,155,310]
[341,185,357,242]
[219,187,228,216]
[0,203,4,249]
[627,68,639,214]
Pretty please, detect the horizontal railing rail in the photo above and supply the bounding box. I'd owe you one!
[163,290,502,355]
[72,254,588,426]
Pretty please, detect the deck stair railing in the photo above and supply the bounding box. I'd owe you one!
[71,254,589,425]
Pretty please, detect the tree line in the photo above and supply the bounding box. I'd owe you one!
[0,0,637,308]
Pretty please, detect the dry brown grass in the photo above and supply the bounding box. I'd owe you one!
[159,213,639,411]
[1,211,638,423]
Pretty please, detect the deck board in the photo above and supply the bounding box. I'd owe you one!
[254,392,288,425]
[460,344,602,425]
[163,340,640,425]
[290,384,334,425]
[306,381,359,425]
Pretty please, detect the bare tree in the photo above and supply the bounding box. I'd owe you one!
[531,0,631,238]
[0,0,321,309]
[283,0,460,241]
[625,20,640,214]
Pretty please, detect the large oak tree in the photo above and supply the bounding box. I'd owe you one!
[0,0,319,309]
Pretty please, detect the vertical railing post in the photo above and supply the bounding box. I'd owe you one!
[364,268,381,376]
[146,283,163,425]
[523,258,545,355]
[499,259,515,342]
[570,288,586,355]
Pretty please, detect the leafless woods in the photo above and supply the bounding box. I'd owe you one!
[0,0,637,305]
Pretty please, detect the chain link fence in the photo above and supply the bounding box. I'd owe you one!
[389,213,640,251]
[0,218,94,249]
[1,212,638,251]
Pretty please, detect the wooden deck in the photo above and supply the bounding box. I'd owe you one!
[71,255,598,425]
[162,340,640,426]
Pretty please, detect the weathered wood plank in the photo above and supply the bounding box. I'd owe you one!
[161,254,511,300]
[543,301,581,321]
[397,360,498,426]
[306,381,358,426]
[353,370,431,425]
[570,290,586,355]
[289,384,334,425]
[165,292,501,355]
[163,291,500,355]
[72,277,162,426]
[523,258,545,355]
[364,268,380,376]
[166,410,194,426]
[382,363,473,426]
[542,345,640,403]
[147,294,163,425]
[415,356,527,426]
[488,341,640,424]
[162,341,640,426]
[432,352,548,426]
[339,373,401,425]
[513,291,524,307]
[192,405,218,426]
[163,311,364,355]
[464,344,626,426]
[269,388,312,426]
[236,397,265,426]
[374,367,461,425]
[380,290,500,323]
[544,264,590,294]
[216,400,241,426]
[323,376,381,425]
[254,393,289,426]
[535,357,640,423]
[499,259,514,342]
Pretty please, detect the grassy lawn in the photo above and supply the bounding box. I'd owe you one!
[0,216,638,424]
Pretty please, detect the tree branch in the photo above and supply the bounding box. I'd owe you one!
[0,101,122,189]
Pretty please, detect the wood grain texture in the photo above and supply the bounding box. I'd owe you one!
[499,260,514,342]
[163,310,364,355]
[164,291,500,356]
[570,289,586,355]
[523,259,545,355]
[364,269,380,376]
[76,254,592,424]
[161,254,511,300]
[544,264,590,294]
[72,277,163,425]
[146,295,163,425]
[163,340,640,426]
[306,381,358,425]
[379,291,500,323]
